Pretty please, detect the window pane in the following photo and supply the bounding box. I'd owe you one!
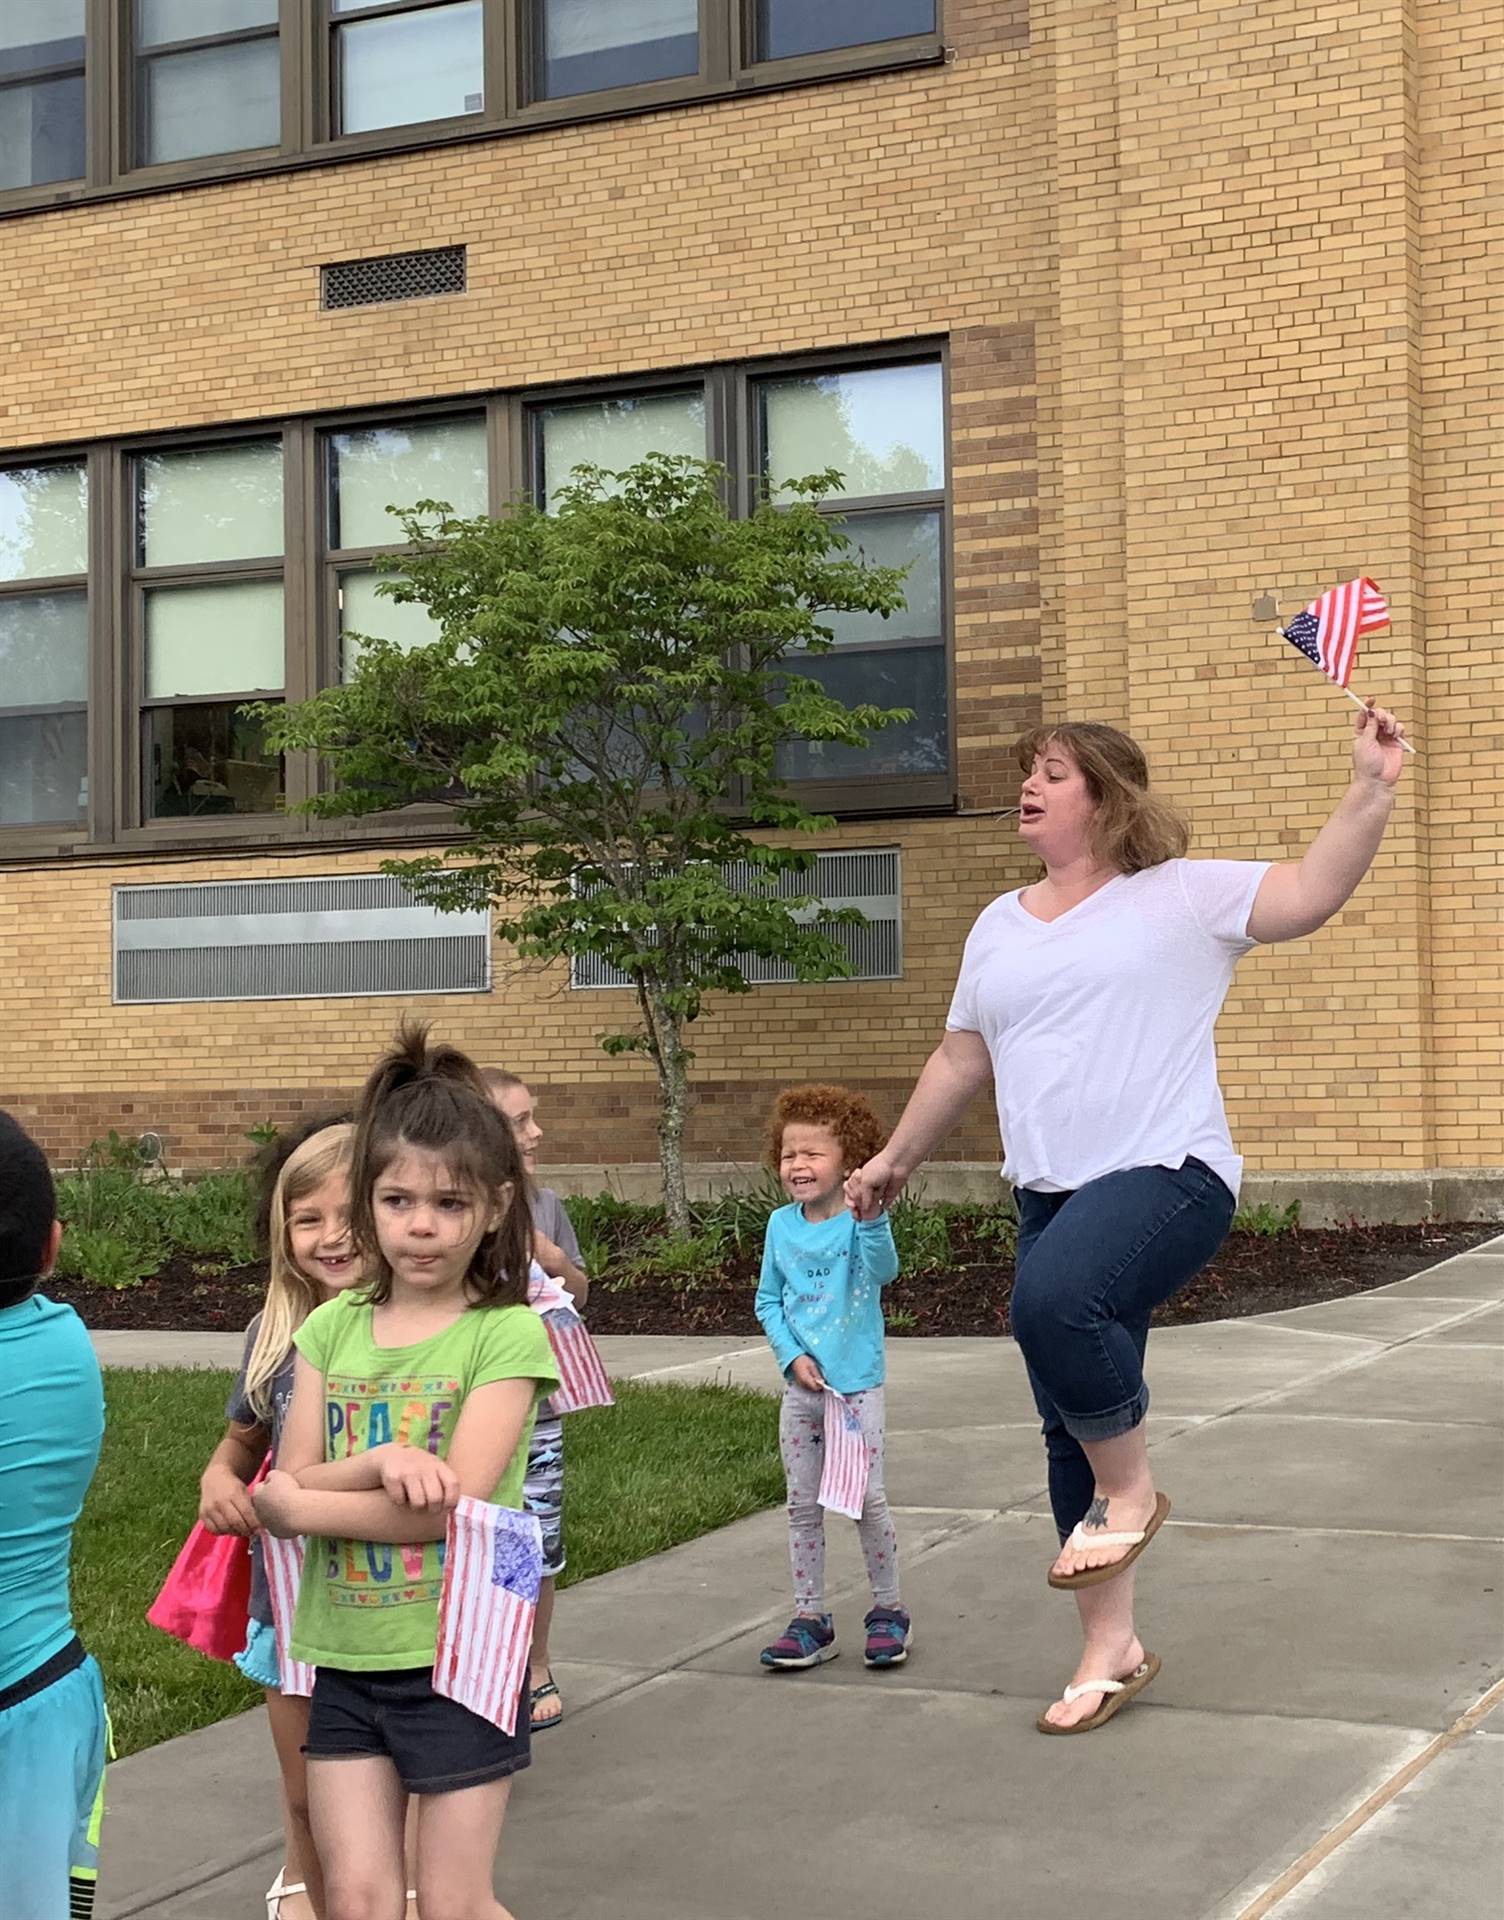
[0,590,87,826]
[137,0,278,46]
[539,391,706,505]
[140,36,279,164]
[819,509,940,648]
[0,0,84,73]
[776,645,947,781]
[0,463,87,581]
[329,417,487,550]
[145,579,283,699]
[0,73,86,190]
[337,3,484,135]
[147,703,281,818]
[0,710,87,824]
[0,590,87,707]
[534,0,698,100]
[757,0,934,62]
[762,362,944,501]
[139,441,283,567]
[340,569,442,678]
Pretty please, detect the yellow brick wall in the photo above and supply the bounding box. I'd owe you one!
[0,0,1497,1190]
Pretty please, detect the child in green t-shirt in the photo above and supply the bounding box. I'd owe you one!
[256,1024,559,1920]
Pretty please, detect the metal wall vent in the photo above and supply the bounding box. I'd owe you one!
[571,848,901,990]
[113,874,491,1005]
[321,245,467,311]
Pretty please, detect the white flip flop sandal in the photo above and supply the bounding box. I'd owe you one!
[266,1871,308,1918]
[1036,1652,1162,1734]
[1048,1491,1172,1589]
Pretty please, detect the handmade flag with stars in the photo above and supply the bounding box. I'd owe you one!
[434,1498,543,1736]
[1281,578,1389,689]
[818,1389,870,1520]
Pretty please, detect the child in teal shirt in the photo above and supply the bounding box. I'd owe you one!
[0,1110,108,1920]
[754,1083,909,1674]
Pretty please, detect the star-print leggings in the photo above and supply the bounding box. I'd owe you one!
[780,1381,900,1611]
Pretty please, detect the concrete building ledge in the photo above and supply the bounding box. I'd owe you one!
[541,1163,1504,1227]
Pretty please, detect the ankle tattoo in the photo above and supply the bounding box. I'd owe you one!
[1083,1495,1110,1532]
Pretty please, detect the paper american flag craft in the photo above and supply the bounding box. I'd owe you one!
[434,1498,543,1736]
[818,1389,870,1521]
[541,1306,615,1413]
[260,1530,315,1698]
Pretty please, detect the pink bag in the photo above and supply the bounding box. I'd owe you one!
[146,1460,268,1663]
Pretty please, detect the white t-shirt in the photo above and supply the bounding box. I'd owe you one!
[945,858,1270,1198]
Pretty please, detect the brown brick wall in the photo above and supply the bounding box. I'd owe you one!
[0,0,1498,1192]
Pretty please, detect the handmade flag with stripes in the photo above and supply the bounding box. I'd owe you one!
[1281,578,1389,689]
[541,1306,615,1414]
[434,1498,542,1736]
[818,1389,870,1521]
[260,1530,315,1698]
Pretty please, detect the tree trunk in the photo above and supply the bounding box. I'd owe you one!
[646,988,692,1234]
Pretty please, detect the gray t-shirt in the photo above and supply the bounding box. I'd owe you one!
[531,1187,585,1422]
[226,1311,295,1627]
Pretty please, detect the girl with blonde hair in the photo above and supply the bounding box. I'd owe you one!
[196,1118,389,1920]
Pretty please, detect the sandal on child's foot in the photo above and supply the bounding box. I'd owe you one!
[863,1606,912,1668]
[530,1675,564,1731]
[760,1613,837,1670]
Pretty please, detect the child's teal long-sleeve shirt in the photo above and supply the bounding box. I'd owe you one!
[754,1202,900,1394]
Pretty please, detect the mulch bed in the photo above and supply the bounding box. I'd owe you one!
[52,1222,1495,1340]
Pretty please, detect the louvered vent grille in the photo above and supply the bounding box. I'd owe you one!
[321,245,467,311]
[570,848,901,989]
[113,875,490,1005]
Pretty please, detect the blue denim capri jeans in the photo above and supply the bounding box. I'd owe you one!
[1011,1157,1235,1540]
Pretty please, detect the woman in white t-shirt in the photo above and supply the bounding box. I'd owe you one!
[847,702,1408,1733]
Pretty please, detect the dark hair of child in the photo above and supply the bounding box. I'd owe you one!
[0,1109,58,1309]
[763,1084,885,1175]
[248,1109,356,1257]
[351,1023,532,1308]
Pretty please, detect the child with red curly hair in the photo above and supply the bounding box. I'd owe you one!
[754,1084,910,1673]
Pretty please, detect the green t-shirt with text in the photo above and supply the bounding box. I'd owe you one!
[289,1293,558,1670]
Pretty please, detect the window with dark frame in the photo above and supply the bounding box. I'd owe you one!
[0,344,953,852]
[0,2,941,208]
[753,0,937,64]
[330,0,486,138]
[758,358,947,785]
[324,413,488,676]
[134,0,280,168]
[134,438,286,821]
[0,461,89,827]
[528,0,701,103]
[0,0,86,192]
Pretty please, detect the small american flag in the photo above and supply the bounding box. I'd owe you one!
[260,1531,315,1698]
[434,1498,542,1736]
[1282,577,1389,689]
[542,1306,616,1414]
[818,1389,870,1521]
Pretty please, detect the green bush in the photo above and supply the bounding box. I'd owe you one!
[1233,1199,1301,1237]
[53,1135,254,1288]
[889,1187,953,1273]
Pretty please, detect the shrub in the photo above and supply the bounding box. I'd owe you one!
[1234,1199,1301,1237]
[52,1136,255,1289]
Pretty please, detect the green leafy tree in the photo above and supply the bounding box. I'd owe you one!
[261,455,912,1229]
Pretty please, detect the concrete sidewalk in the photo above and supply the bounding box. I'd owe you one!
[94,1245,1504,1920]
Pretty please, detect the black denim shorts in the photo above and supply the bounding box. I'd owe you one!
[304,1664,531,1794]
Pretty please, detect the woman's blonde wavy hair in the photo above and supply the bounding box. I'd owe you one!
[241,1122,355,1425]
[1015,722,1190,874]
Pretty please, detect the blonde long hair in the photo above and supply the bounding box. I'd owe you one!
[242,1122,355,1424]
[1015,722,1190,874]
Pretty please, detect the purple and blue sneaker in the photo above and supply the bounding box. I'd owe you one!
[863,1605,912,1668]
[760,1613,837,1669]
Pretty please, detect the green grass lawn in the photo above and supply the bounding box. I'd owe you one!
[78,1367,781,1758]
